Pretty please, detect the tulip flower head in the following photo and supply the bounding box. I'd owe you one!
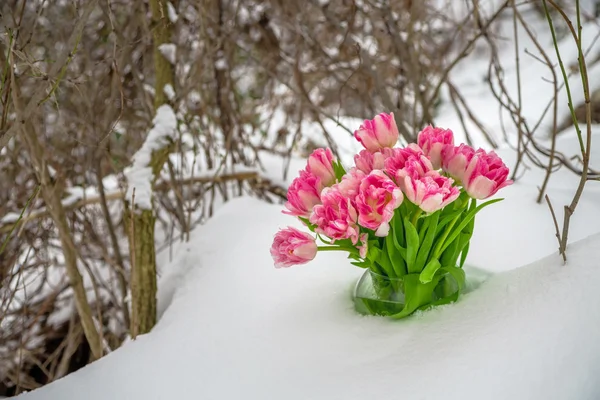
[271,227,318,268]
[354,112,400,153]
[442,145,513,199]
[417,125,454,169]
[355,170,404,236]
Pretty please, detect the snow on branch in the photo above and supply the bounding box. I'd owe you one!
[125,105,178,210]
[158,43,176,65]
[167,2,178,23]
[164,84,175,101]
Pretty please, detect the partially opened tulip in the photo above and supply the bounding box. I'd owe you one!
[270,227,318,268]
[385,144,433,185]
[441,143,479,182]
[442,145,512,199]
[283,170,322,218]
[355,170,403,236]
[354,148,395,174]
[463,151,513,199]
[397,171,460,213]
[354,112,400,152]
[307,148,336,187]
[417,126,454,169]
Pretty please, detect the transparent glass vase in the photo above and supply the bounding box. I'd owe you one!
[353,269,459,317]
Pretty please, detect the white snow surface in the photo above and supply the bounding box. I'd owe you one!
[18,147,600,399]
[158,43,177,65]
[124,104,177,210]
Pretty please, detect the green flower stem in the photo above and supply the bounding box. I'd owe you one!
[317,246,361,259]
[316,233,332,245]
[369,263,385,276]
[317,246,349,252]
[433,214,460,259]
[411,209,423,227]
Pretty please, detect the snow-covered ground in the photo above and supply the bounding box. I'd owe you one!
[16,156,600,399]
[15,2,600,399]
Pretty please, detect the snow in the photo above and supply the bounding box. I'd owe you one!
[143,83,155,96]
[16,129,600,399]
[0,212,20,223]
[166,2,178,24]
[124,105,177,210]
[187,90,201,107]
[215,57,228,71]
[158,43,176,65]
[163,83,175,101]
[17,171,600,399]
[467,131,600,273]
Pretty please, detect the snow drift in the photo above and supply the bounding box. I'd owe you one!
[18,183,600,399]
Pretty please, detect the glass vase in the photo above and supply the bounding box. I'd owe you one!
[353,269,459,317]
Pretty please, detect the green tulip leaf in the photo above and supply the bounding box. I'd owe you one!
[385,223,406,277]
[419,258,441,284]
[435,209,463,237]
[377,244,396,278]
[332,159,347,181]
[437,198,503,257]
[393,211,406,248]
[350,261,370,268]
[441,265,466,293]
[440,237,460,268]
[298,217,316,232]
[459,241,470,268]
[404,217,420,273]
[418,217,429,243]
[415,211,440,272]
[390,273,441,319]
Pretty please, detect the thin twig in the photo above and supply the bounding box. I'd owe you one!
[544,194,564,262]
[510,0,525,180]
[0,185,39,256]
[543,0,593,262]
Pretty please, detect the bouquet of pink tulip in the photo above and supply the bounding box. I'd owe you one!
[270,112,512,318]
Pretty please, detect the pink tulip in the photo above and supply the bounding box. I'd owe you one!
[441,144,479,181]
[307,148,336,187]
[271,227,318,268]
[354,148,395,174]
[417,125,454,169]
[442,145,513,199]
[310,187,360,244]
[464,151,513,199]
[398,170,460,213]
[355,170,403,236]
[354,112,400,152]
[384,144,433,185]
[283,169,322,218]
[337,168,366,198]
